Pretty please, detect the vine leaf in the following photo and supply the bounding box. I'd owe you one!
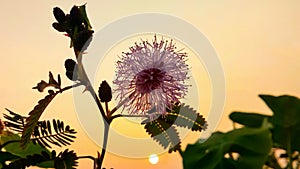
[229,112,270,128]
[33,72,61,92]
[230,95,300,152]
[142,103,207,152]
[21,92,58,149]
[182,119,272,169]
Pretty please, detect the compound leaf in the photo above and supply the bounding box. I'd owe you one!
[21,92,58,149]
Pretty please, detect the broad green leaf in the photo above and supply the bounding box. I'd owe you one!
[0,151,20,163]
[182,119,272,169]
[260,95,300,127]
[21,92,58,149]
[229,112,270,127]
[166,104,207,131]
[37,160,55,168]
[260,95,300,151]
[0,131,53,168]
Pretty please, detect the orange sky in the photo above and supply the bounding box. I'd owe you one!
[1,1,300,169]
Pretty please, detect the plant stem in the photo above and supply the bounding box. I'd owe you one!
[111,114,148,120]
[178,148,183,157]
[287,131,293,169]
[59,83,83,93]
[77,156,96,169]
[74,51,110,169]
[109,93,134,117]
[97,121,110,169]
[86,85,108,122]
[105,102,109,116]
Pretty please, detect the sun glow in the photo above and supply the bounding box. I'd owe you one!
[148,154,159,164]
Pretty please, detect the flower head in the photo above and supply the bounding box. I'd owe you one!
[113,35,189,116]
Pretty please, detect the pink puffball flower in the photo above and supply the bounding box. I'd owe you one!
[113,36,190,116]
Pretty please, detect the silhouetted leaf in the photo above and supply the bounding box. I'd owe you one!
[229,112,270,128]
[32,72,61,92]
[143,118,180,152]
[2,150,54,169]
[31,119,77,149]
[231,95,300,152]
[0,131,52,168]
[21,92,58,149]
[165,103,207,131]
[0,151,20,163]
[3,109,25,133]
[142,103,207,152]
[182,119,272,169]
[259,95,300,151]
[54,149,78,169]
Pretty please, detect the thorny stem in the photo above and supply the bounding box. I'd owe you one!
[75,51,107,122]
[86,85,108,122]
[74,51,109,169]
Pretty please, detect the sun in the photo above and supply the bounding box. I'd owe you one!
[148,154,159,164]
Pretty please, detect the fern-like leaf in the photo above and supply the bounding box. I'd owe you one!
[20,92,58,149]
[3,109,26,133]
[2,151,52,169]
[3,110,77,149]
[2,149,78,169]
[142,103,207,152]
[143,118,181,151]
[31,120,77,148]
[54,149,78,169]
[165,103,207,131]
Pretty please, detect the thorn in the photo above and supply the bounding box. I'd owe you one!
[82,87,88,93]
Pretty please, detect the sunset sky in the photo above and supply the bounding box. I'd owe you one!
[1,1,300,169]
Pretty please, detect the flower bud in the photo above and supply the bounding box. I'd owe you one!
[70,6,82,26]
[98,81,112,102]
[52,22,65,32]
[64,59,78,81]
[53,7,66,23]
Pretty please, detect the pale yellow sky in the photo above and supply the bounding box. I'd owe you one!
[1,1,300,169]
